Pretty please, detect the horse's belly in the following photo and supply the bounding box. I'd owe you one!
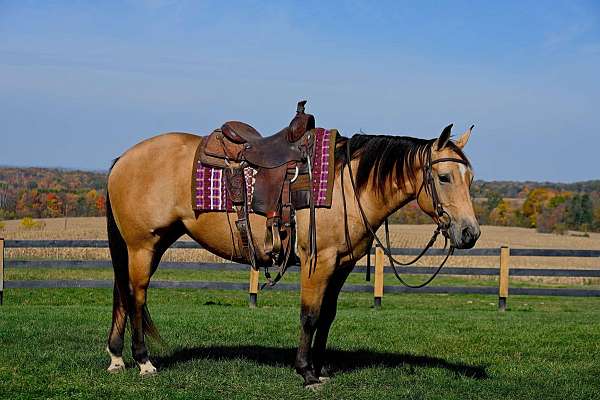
[183,212,268,262]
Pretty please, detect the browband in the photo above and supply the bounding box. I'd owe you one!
[430,157,469,166]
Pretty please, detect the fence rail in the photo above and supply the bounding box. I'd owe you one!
[5,240,600,257]
[7,260,600,278]
[1,239,599,308]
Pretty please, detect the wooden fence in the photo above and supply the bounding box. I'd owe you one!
[1,238,600,309]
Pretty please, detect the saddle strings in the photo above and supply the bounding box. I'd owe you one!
[224,187,240,261]
[340,157,355,265]
[306,151,318,276]
[344,140,466,288]
[240,163,260,273]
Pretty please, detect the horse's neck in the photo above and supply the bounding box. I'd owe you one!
[342,159,420,236]
[359,170,420,227]
[357,189,414,230]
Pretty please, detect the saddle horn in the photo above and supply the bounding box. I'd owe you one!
[288,100,315,142]
[296,100,307,114]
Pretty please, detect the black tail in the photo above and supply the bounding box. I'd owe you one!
[106,158,161,341]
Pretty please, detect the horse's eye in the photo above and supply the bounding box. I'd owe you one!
[439,174,451,184]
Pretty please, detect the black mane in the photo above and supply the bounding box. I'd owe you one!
[335,133,470,196]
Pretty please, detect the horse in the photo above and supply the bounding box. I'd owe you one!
[105,122,480,387]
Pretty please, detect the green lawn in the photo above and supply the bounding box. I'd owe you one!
[6,265,600,289]
[1,288,599,399]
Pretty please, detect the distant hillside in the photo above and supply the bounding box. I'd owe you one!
[0,167,599,234]
[471,180,600,198]
[0,167,106,192]
[0,167,107,219]
[2,166,599,200]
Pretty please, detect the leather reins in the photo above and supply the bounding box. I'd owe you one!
[344,140,469,288]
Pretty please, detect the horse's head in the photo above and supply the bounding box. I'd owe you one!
[416,124,480,249]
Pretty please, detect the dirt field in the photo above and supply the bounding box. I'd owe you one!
[2,217,599,269]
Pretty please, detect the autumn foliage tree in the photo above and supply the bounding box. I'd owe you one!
[489,200,516,226]
[45,193,62,218]
[522,188,555,227]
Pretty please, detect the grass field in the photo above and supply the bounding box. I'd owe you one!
[3,217,600,289]
[2,218,600,398]
[1,288,600,399]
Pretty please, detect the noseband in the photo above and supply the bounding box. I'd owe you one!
[344,140,470,288]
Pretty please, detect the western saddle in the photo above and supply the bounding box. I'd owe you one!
[198,101,317,282]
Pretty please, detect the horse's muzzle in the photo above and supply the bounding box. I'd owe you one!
[449,222,480,249]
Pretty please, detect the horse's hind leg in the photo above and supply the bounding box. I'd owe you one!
[106,284,127,372]
[128,248,158,376]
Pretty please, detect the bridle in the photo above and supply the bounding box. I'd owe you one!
[344,140,470,288]
[418,147,471,232]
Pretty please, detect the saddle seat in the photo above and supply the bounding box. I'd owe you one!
[201,101,315,169]
[220,121,262,144]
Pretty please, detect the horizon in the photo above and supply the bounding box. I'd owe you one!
[2,164,600,185]
[1,1,599,182]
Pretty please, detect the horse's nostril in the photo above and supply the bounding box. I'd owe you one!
[462,226,473,242]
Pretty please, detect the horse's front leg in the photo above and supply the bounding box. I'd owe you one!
[295,253,337,387]
[312,266,353,379]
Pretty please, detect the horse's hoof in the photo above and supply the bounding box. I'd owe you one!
[107,362,125,373]
[106,347,126,373]
[305,382,326,391]
[138,361,157,377]
[304,374,328,390]
[140,369,157,377]
[319,366,332,378]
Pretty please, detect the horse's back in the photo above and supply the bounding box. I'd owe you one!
[118,131,202,157]
[108,132,203,243]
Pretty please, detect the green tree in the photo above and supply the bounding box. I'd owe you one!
[486,191,502,212]
[593,206,600,231]
[566,194,593,230]
[547,194,568,209]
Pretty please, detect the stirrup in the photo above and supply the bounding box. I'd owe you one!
[264,216,282,257]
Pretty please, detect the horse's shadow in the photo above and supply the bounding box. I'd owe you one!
[155,345,488,379]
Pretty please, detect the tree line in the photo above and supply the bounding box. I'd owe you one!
[0,167,106,219]
[1,167,599,234]
[393,187,599,234]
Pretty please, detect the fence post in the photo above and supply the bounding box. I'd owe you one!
[498,246,510,311]
[374,245,384,309]
[0,238,4,306]
[248,266,259,308]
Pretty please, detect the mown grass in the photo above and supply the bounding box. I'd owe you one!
[1,288,599,399]
[6,266,600,289]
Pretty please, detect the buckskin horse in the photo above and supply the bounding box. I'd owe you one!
[105,104,480,387]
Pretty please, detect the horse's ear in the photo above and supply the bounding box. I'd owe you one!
[436,123,453,150]
[455,124,474,149]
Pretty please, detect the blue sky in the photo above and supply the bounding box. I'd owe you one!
[1,1,599,181]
